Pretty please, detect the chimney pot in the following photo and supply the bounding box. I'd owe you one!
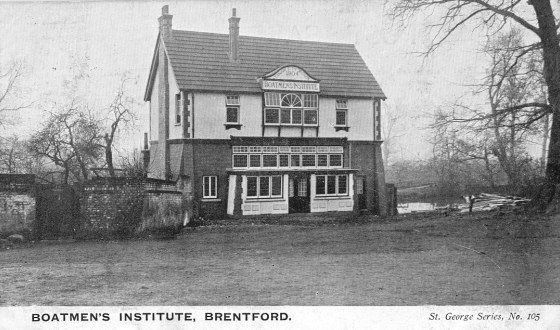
[159,5,173,39]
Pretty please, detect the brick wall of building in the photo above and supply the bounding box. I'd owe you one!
[349,141,387,216]
[192,141,232,219]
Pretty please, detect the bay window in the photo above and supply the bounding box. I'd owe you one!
[316,174,348,196]
[246,175,283,199]
[232,145,344,169]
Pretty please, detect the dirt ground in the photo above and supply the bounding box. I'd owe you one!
[1,210,559,305]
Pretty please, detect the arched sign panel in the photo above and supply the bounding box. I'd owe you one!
[260,65,320,92]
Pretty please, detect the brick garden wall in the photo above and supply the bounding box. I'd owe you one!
[0,175,36,237]
[79,178,184,238]
[0,189,36,235]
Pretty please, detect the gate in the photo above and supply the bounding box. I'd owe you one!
[35,185,80,239]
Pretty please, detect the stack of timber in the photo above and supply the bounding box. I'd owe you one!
[459,193,530,213]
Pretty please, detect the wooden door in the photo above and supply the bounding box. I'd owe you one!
[356,176,367,210]
[289,175,310,213]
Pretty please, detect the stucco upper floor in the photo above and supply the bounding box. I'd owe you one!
[148,61,383,142]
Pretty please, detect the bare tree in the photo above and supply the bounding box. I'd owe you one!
[0,135,44,174]
[389,0,560,204]
[0,61,29,127]
[102,77,138,177]
[118,148,147,178]
[29,102,103,184]
[430,30,546,192]
[381,103,404,165]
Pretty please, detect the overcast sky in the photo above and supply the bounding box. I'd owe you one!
[0,0,497,161]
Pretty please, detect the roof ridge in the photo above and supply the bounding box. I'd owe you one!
[171,29,356,47]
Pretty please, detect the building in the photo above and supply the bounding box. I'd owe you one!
[143,6,388,219]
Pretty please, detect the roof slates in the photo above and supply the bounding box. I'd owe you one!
[157,30,386,99]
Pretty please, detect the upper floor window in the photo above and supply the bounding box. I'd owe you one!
[264,92,281,107]
[226,95,240,124]
[303,94,318,108]
[335,99,348,127]
[281,93,302,107]
[264,92,318,126]
[175,93,182,125]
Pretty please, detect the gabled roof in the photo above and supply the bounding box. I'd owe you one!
[145,30,386,100]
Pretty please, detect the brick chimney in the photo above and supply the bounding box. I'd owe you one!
[228,8,240,62]
[159,5,173,39]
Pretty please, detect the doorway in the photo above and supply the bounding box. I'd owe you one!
[356,176,367,210]
[289,174,310,213]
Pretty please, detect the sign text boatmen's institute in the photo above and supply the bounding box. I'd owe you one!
[261,80,320,92]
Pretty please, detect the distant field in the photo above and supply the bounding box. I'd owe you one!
[1,212,559,305]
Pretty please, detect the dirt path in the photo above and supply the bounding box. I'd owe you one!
[1,212,559,305]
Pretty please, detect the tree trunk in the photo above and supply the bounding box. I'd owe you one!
[76,154,89,181]
[106,146,115,178]
[532,1,560,187]
[542,113,549,174]
[105,134,115,178]
[63,166,69,185]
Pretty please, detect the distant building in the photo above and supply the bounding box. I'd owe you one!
[143,6,388,219]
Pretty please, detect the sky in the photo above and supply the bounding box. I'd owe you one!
[0,0,499,161]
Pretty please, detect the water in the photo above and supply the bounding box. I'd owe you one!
[397,202,440,214]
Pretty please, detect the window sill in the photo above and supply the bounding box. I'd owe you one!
[314,195,351,200]
[245,198,285,202]
[174,122,182,126]
[201,198,222,202]
[224,123,242,130]
[334,126,350,132]
[264,124,319,127]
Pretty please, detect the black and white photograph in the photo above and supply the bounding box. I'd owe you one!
[0,0,559,328]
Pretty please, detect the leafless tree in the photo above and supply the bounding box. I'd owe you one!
[28,102,103,184]
[0,135,44,174]
[430,30,546,191]
[102,77,138,177]
[389,0,560,204]
[118,148,147,178]
[381,103,404,165]
[0,61,29,127]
